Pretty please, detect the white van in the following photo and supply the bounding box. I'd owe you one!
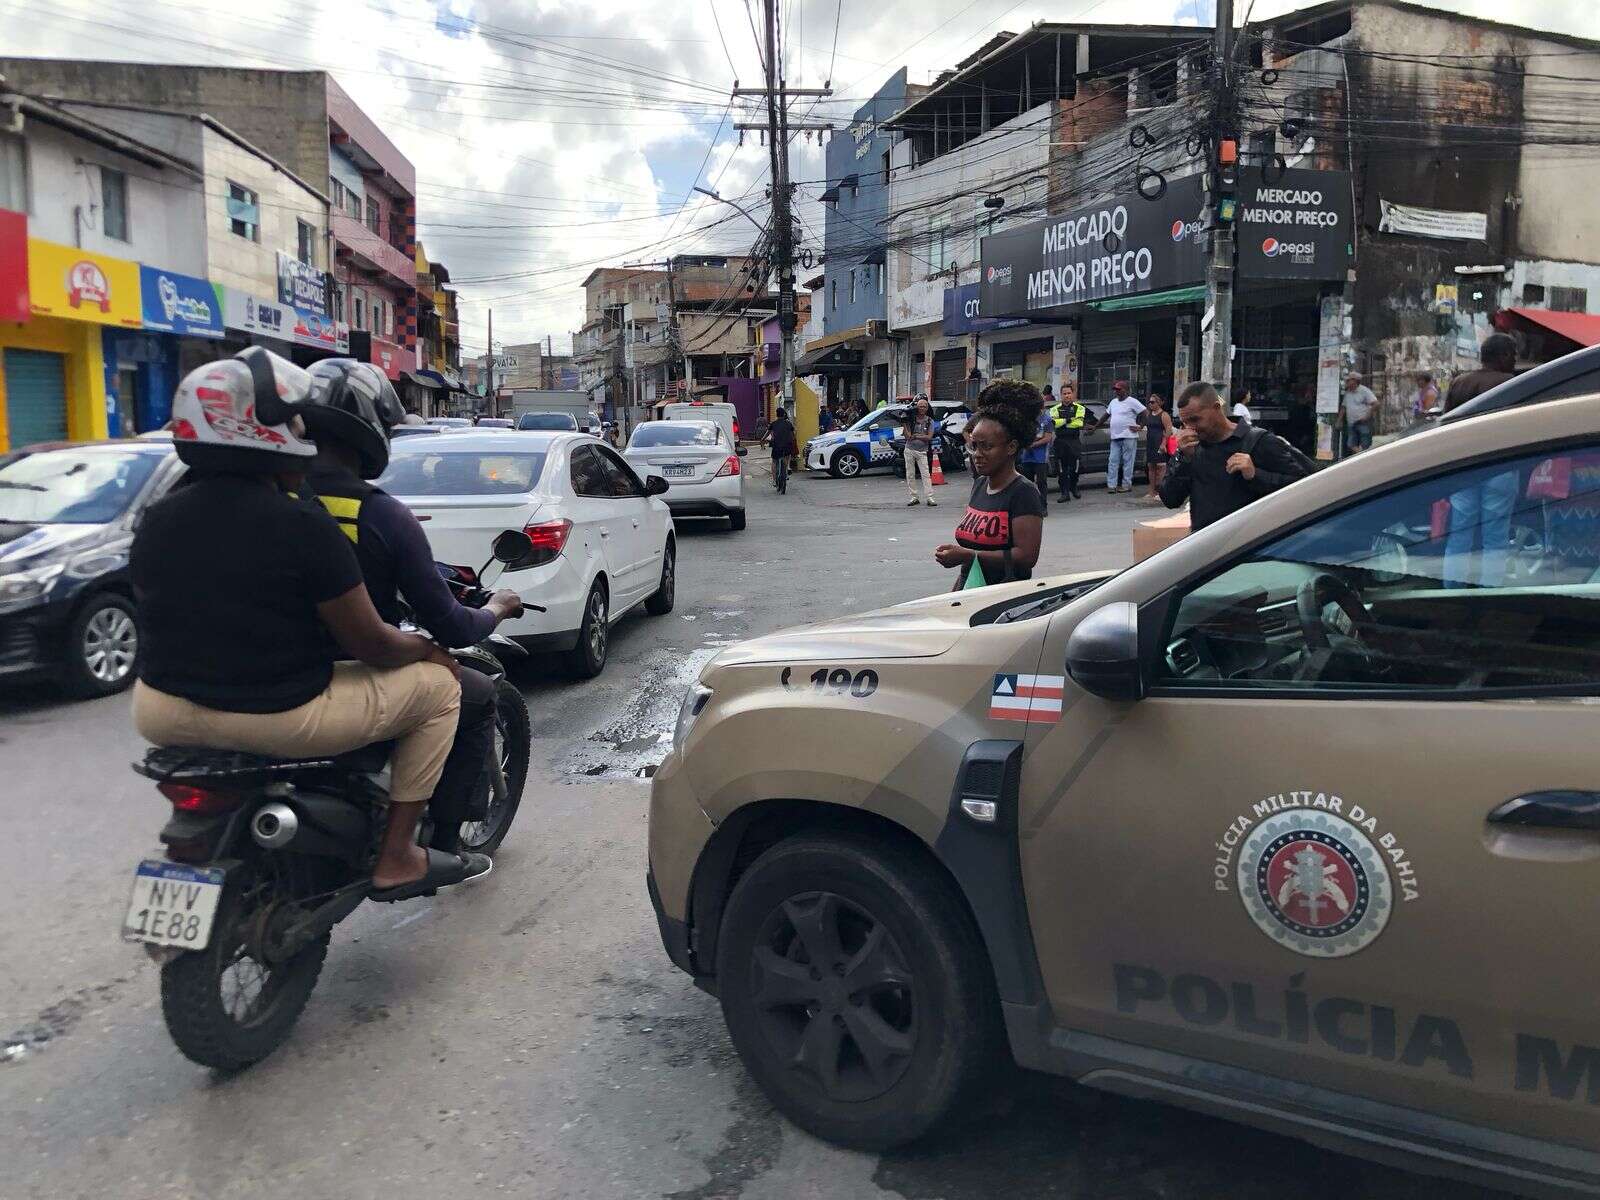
[660,401,739,447]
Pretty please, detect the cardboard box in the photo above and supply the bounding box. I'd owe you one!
[1133,510,1191,561]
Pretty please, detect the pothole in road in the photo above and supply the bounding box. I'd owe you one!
[566,647,719,781]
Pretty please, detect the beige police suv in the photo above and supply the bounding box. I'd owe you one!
[648,381,1600,1197]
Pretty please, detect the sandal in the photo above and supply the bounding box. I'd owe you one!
[369,847,476,903]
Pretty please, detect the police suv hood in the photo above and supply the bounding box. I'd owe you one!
[708,570,1110,666]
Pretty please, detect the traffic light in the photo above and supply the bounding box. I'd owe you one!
[1213,137,1239,226]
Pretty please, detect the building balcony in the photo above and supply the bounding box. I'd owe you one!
[332,212,414,290]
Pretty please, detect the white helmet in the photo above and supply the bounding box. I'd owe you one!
[170,348,318,472]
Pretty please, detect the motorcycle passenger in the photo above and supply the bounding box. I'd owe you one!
[129,349,484,902]
[298,359,524,854]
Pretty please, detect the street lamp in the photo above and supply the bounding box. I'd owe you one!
[693,186,766,232]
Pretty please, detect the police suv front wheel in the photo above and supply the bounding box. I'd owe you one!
[715,833,1001,1150]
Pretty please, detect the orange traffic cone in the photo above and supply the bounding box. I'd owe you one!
[930,452,946,487]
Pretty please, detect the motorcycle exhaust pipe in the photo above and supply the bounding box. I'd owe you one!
[251,802,299,850]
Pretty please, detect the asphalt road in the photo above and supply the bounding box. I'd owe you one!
[0,465,1507,1200]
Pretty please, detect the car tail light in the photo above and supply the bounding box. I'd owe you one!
[733,419,741,440]
[158,782,244,815]
[714,455,740,478]
[522,518,573,566]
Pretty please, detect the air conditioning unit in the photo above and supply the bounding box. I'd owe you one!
[865,320,887,339]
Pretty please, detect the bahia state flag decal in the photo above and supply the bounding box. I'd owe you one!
[988,673,1065,723]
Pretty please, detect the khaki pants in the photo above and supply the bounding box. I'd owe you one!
[905,447,935,502]
[133,661,461,806]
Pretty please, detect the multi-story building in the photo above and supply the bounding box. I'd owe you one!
[0,83,338,446]
[804,69,919,413]
[408,247,464,416]
[0,60,418,386]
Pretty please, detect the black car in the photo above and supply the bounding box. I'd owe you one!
[0,440,180,698]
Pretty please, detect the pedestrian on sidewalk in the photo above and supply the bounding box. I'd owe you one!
[1160,381,1309,530]
[1049,381,1087,503]
[1104,380,1144,493]
[935,380,1046,589]
[1142,393,1174,502]
[1341,372,1378,454]
[766,406,796,495]
[903,393,938,507]
[1018,398,1054,517]
[1444,333,1517,412]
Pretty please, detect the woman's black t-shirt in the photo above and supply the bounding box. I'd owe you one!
[954,474,1046,586]
[131,474,364,713]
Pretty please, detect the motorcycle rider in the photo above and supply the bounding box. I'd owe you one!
[130,349,485,901]
[297,359,524,855]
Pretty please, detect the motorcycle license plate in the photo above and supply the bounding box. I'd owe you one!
[662,464,695,478]
[122,860,225,950]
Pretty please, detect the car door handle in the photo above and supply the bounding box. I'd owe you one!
[599,528,610,539]
[1486,791,1600,831]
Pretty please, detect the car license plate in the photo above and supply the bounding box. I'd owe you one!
[122,860,225,950]
[663,464,695,478]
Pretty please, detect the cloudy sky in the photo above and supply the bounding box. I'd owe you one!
[3,0,1590,355]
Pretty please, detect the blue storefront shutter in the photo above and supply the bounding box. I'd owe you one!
[4,349,69,447]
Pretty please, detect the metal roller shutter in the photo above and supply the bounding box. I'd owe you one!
[1082,326,1136,356]
[931,348,966,403]
[4,349,69,447]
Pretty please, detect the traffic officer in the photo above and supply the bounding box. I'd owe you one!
[1048,380,1088,503]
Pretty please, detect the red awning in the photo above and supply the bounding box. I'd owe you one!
[1502,306,1600,348]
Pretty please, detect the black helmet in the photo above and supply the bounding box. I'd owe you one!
[301,359,405,478]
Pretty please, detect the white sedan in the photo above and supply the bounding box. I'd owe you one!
[377,430,675,678]
[622,419,747,531]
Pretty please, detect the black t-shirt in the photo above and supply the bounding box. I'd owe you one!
[768,416,796,456]
[954,474,1046,586]
[131,474,364,713]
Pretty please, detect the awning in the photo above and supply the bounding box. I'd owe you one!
[801,324,867,356]
[1499,306,1600,348]
[400,370,441,390]
[415,368,465,392]
[1089,285,1208,314]
[796,338,865,373]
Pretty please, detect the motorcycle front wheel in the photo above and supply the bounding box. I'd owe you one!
[160,867,329,1071]
[458,677,531,855]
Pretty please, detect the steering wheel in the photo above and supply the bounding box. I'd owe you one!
[1295,572,1374,653]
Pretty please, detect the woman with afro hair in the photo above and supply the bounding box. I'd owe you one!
[934,379,1047,589]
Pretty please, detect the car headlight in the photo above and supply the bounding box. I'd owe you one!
[0,561,66,615]
[672,683,712,751]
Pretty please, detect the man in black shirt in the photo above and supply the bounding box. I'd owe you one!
[1159,382,1308,530]
[766,406,797,494]
[300,360,523,854]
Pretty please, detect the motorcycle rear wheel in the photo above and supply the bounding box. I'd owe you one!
[160,871,329,1071]
[458,677,531,855]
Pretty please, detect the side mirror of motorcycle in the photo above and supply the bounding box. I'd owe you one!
[491,529,535,565]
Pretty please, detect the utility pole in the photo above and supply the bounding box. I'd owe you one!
[1201,0,1237,396]
[485,307,494,418]
[763,0,796,419]
[665,260,687,399]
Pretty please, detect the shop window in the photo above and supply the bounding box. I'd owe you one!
[227,181,259,242]
[365,197,380,234]
[0,132,27,212]
[297,219,316,265]
[100,167,128,242]
[1550,286,1589,314]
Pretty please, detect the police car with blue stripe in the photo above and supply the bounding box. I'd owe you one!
[805,401,968,478]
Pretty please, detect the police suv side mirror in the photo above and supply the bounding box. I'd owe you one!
[1064,601,1146,702]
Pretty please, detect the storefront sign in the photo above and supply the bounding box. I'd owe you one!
[980,176,1208,319]
[26,238,142,327]
[223,288,348,353]
[942,283,1030,335]
[1378,200,1488,243]
[0,208,27,322]
[1236,169,1354,281]
[276,252,331,318]
[139,266,224,338]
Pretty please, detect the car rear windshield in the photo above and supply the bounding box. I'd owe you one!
[631,423,722,448]
[516,413,578,431]
[377,450,547,496]
[0,448,162,524]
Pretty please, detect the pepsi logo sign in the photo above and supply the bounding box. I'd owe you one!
[986,265,1013,286]
[1262,237,1316,259]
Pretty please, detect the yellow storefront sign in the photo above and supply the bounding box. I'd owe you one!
[26,238,142,328]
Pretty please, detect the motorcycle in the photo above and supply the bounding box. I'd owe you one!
[120,530,536,1071]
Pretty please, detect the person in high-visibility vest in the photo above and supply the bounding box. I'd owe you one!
[1048,381,1089,503]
